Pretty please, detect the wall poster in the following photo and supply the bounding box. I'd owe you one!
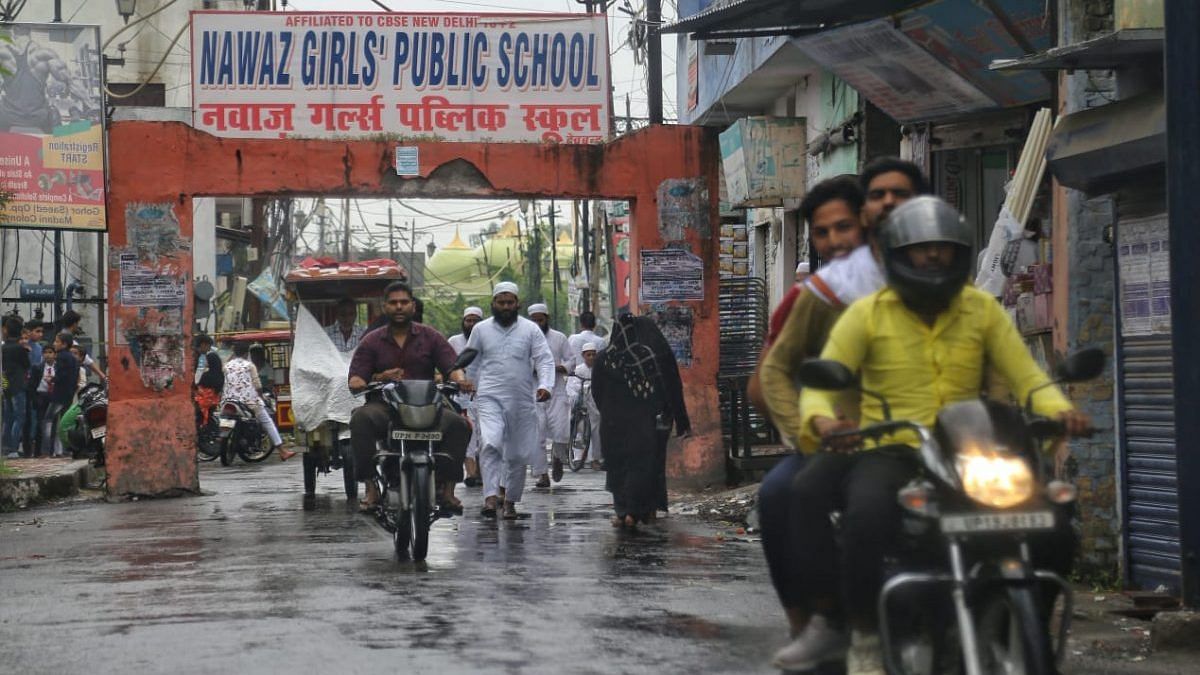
[1118,213,1170,337]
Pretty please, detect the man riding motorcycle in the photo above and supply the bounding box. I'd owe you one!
[788,197,1090,675]
[348,281,473,514]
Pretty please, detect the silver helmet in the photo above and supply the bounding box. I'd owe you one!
[878,196,974,314]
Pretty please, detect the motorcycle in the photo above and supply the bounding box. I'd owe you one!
[795,348,1105,675]
[360,348,476,562]
[216,392,277,466]
[67,382,108,467]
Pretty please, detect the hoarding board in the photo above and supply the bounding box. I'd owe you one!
[0,23,106,231]
[191,11,611,144]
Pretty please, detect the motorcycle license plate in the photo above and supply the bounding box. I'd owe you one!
[91,426,106,439]
[940,511,1055,534]
[391,430,442,441]
[219,418,236,429]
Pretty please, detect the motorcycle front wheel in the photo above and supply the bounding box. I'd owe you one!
[409,465,433,561]
[975,585,1056,675]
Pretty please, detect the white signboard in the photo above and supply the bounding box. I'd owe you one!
[1118,214,1171,337]
[639,248,704,304]
[191,11,611,143]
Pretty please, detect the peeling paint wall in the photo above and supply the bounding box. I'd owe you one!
[106,122,725,495]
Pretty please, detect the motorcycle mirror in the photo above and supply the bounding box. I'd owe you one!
[451,348,478,371]
[1055,348,1106,383]
[796,359,856,390]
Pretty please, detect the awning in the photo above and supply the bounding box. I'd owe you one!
[1045,92,1165,194]
[990,28,1163,72]
[660,0,925,39]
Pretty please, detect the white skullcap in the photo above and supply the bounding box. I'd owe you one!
[527,303,549,316]
[581,341,598,353]
[463,306,483,319]
[492,281,519,298]
[796,261,810,274]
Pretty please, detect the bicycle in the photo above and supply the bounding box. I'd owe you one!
[566,373,592,472]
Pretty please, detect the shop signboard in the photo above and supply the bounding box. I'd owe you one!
[191,11,611,144]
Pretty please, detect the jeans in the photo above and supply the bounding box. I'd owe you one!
[3,391,27,452]
[41,401,67,456]
[757,453,808,609]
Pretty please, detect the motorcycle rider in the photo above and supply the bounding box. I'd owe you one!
[348,281,473,514]
[791,196,1090,675]
[223,341,295,462]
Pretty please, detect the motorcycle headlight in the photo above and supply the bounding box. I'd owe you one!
[955,445,1034,509]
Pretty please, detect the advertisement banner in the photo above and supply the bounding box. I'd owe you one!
[191,11,611,144]
[0,23,106,231]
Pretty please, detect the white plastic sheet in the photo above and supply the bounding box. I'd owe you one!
[288,305,360,430]
[975,205,1023,297]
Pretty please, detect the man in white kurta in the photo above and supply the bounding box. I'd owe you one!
[567,310,605,354]
[465,283,555,520]
[566,341,603,467]
[449,306,484,486]
[528,303,575,486]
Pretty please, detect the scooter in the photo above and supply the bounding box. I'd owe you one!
[796,348,1105,675]
[216,393,277,466]
[67,383,108,467]
[361,348,476,562]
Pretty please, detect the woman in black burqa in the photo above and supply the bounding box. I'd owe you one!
[592,313,690,527]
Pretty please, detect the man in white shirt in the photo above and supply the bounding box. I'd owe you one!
[449,306,483,486]
[567,310,604,355]
[528,303,575,486]
[465,283,555,520]
[325,298,367,352]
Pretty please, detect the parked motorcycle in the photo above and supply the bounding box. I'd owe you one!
[796,348,1105,675]
[216,392,277,466]
[360,348,476,562]
[66,382,108,467]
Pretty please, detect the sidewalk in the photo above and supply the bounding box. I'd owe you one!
[0,457,100,511]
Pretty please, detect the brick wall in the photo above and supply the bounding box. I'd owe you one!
[1059,0,1120,577]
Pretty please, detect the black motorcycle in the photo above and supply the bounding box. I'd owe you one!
[361,349,475,562]
[67,382,108,467]
[796,348,1105,675]
[215,393,277,466]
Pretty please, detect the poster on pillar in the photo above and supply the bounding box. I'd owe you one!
[0,23,106,231]
[190,11,611,144]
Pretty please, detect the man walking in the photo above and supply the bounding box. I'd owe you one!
[528,303,574,486]
[466,282,555,520]
[567,310,604,354]
[449,306,484,486]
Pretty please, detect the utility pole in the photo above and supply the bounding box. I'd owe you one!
[646,0,663,124]
[590,201,604,319]
[316,198,327,256]
[342,199,351,260]
[388,202,395,260]
[549,201,559,324]
[580,199,591,313]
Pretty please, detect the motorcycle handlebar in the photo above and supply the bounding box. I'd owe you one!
[1028,418,1099,439]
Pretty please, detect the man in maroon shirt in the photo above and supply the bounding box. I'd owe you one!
[349,281,472,513]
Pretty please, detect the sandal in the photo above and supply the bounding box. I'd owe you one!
[481,496,498,518]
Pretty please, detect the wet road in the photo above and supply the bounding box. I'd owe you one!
[0,461,782,674]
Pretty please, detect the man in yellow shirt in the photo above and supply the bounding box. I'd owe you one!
[793,197,1090,675]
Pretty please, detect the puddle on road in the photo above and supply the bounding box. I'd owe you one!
[593,610,727,640]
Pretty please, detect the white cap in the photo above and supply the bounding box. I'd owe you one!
[581,341,598,353]
[463,306,483,319]
[527,303,549,316]
[492,281,519,298]
[796,261,810,274]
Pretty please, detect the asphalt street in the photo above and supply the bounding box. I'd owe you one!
[0,459,783,675]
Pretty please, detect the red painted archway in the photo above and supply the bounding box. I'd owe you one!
[105,122,724,497]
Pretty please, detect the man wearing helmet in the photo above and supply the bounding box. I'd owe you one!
[789,197,1090,675]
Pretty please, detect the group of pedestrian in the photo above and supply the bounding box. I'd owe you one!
[1,310,100,458]
[344,278,689,527]
[192,335,295,462]
[749,158,1090,675]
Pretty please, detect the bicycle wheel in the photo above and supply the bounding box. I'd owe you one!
[568,409,588,472]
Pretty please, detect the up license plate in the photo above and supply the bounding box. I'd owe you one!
[940,511,1055,534]
[219,418,236,429]
[91,426,106,439]
[391,430,442,441]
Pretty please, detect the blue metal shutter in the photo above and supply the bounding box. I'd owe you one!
[1119,336,1180,593]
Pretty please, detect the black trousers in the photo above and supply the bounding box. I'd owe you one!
[350,399,470,485]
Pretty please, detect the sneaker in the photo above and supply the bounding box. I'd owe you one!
[770,614,848,671]
[846,631,885,675]
[5,452,20,459]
